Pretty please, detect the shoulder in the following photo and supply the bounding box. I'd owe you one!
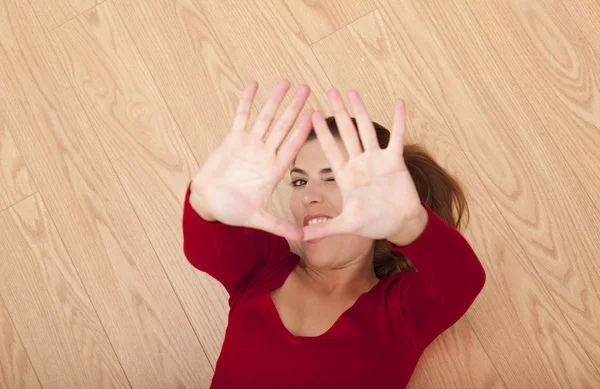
[379,270,416,291]
[363,272,422,348]
[377,271,422,325]
[238,248,300,295]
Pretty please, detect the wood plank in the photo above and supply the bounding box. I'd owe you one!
[411,322,506,389]
[315,7,600,387]
[0,0,214,387]
[188,0,332,110]
[284,0,376,43]
[454,0,600,375]
[463,0,600,228]
[29,0,101,31]
[48,0,229,366]
[0,295,42,389]
[562,0,600,58]
[0,121,36,211]
[0,194,129,389]
[111,0,249,155]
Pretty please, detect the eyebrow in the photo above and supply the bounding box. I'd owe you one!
[290,167,332,175]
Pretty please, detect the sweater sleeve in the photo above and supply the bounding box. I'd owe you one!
[388,203,486,347]
[182,182,291,297]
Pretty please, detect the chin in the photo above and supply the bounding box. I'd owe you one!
[301,237,340,265]
[302,253,338,270]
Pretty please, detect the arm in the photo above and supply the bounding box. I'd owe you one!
[388,203,486,347]
[182,182,290,297]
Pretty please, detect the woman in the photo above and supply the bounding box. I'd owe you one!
[183,80,486,388]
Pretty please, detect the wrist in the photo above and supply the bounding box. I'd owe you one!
[189,191,217,222]
[387,205,428,247]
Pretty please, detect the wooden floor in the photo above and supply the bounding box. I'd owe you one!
[1,0,599,387]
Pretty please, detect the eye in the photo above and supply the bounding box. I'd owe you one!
[291,179,307,187]
[325,178,336,182]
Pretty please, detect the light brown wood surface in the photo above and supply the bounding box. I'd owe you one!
[285,0,376,44]
[0,0,213,387]
[1,0,599,388]
[0,125,36,212]
[29,0,101,31]
[0,193,129,388]
[0,296,42,389]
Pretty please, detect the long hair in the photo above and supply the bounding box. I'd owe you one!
[307,117,469,277]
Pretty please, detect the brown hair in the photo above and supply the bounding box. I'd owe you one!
[307,117,470,278]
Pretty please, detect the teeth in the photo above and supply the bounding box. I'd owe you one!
[308,217,330,225]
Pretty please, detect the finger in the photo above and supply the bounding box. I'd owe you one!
[328,89,363,158]
[249,210,304,241]
[389,99,407,155]
[347,90,379,151]
[302,214,350,241]
[250,79,291,139]
[311,111,346,172]
[276,109,313,168]
[231,81,259,133]
[266,84,311,152]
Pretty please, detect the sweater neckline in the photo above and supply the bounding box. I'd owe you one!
[264,255,384,344]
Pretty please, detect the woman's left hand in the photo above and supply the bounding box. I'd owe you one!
[302,89,428,246]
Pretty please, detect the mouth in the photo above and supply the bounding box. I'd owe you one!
[303,214,332,227]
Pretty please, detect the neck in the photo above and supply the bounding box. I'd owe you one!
[297,251,379,297]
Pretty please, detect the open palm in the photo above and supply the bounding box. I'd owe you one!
[190,80,313,241]
[302,90,424,242]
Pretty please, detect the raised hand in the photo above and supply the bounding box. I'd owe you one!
[189,80,312,241]
[302,89,427,245]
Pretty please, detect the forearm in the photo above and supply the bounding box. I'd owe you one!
[183,182,276,295]
[388,203,484,280]
[388,204,486,344]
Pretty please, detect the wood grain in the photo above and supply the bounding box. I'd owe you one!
[0,121,36,211]
[29,0,101,31]
[191,0,332,110]
[0,194,129,389]
[112,0,248,155]
[48,0,231,367]
[410,322,506,389]
[284,0,376,43]
[369,1,600,386]
[463,0,600,227]
[0,294,42,389]
[0,0,214,387]
[457,0,600,374]
[563,0,600,58]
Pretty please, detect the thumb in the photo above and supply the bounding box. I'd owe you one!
[302,214,349,241]
[248,210,304,241]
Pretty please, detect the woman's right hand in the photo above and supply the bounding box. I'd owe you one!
[189,80,312,241]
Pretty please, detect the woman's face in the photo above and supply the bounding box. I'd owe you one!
[289,139,374,269]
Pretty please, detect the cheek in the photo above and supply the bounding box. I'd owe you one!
[289,192,302,220]
[329,188,343,210]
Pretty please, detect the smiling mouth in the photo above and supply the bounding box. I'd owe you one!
[303,213,332,226]
[306,217,331,226]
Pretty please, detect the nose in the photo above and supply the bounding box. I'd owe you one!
[302,182,325,205]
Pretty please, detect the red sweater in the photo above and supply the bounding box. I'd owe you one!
[182,184,486,388]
